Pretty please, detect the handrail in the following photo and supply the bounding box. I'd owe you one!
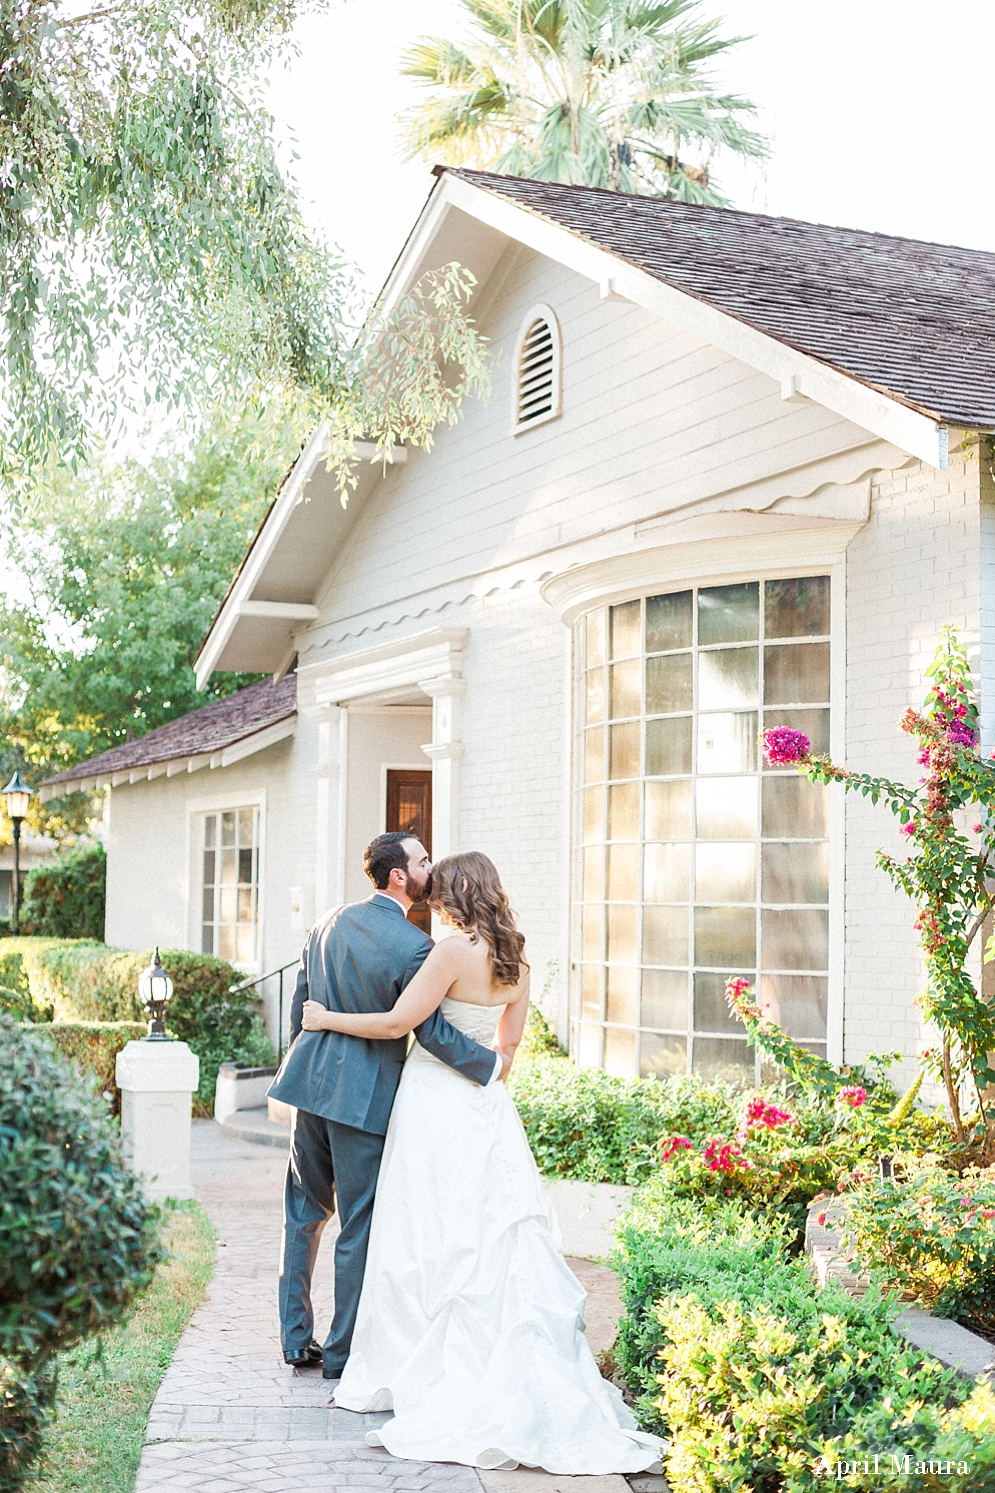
[229,960,299,1060]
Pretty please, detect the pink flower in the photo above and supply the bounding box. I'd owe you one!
[703,1138,751,1174]
[974,824,984,834]
[725,976,752,1008]
[816,1212,827,1227]
[836,1085,867,1109]
[980,1209,995,1220]
[762,727,811,766]
[900,822,916,837]
[660,1135,692,1162]
[743,1095,795,1130]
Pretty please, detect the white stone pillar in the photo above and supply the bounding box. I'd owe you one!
[309,704,347,918]
[419,675,466,860]
[116,1040,200,1201]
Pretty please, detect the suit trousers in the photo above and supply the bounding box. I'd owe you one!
[278,1107,386,1374]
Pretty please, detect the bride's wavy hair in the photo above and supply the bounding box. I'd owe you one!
[429,852,528,987]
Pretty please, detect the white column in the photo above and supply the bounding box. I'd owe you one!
[116,1040,200,1201]
[310,705,348,918]
[419,676,466,860]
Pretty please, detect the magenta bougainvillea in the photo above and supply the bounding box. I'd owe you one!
[836,1085,868,1110]
[703,1138,752,1173]
[743,1095,795,1130]
[761,726,812,766]
[660,1135,693,1162]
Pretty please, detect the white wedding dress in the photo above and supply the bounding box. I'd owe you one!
[334,998,662,1474]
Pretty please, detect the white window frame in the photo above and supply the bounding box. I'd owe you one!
[511,302,562,435]
[185,788,267,973]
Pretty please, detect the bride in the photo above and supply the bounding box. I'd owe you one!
[299,851,662,1475]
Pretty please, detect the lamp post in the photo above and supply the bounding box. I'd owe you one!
[2,770,32,935]
[138,946,174,1040]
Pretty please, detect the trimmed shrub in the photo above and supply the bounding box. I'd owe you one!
[31,1022,146,1110]
[0,938,273,1111]
[0,1013,160,1490]
[19,843,106,940]
[613,1182,995,1490]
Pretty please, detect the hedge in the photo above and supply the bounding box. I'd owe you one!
[0,939,274,1111]
[19,842,106,940]
[31,1022,146,1110]
[0,1014,160,1491]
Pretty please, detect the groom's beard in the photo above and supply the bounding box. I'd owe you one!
[405,869,433,902]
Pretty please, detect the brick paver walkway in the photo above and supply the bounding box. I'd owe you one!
[134,1121,650,1493]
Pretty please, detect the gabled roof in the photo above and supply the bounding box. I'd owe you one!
[39,675,297,802]
[445,170,995,430]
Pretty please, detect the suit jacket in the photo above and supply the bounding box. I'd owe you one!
[266,895,497,1134]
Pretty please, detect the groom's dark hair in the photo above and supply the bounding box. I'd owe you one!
[363,832,414,890]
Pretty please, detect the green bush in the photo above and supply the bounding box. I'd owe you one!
[0,939,274,1111]
[839,1158,995,1339]
[0,1013,160,1491]
[20,843,106,940]
[31,1022,146,1110]
[613,1181,995,1491]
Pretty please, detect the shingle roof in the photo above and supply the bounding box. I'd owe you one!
[451,169,995,428]
[43,675,297,789]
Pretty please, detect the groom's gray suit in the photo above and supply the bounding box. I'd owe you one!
[267,894,497,1375]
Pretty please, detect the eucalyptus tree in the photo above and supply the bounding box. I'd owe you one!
[0,0,489,496]
[400,0,768,203]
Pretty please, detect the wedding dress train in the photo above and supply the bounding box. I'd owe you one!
[334,999,662,1474]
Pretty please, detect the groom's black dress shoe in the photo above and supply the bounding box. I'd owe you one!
[284,1340,323,1368]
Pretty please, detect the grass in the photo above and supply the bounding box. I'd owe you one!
[29,1201,215,1493]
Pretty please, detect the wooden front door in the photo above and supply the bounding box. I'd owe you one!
[385,769,433,933]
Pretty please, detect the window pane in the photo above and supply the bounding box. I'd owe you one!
[203,849,215,886]
[695,843,756,903]
[586,668,606,724]
[610,658,641,719]
[763,708,830,757]
[764,642,830,705]
[762,842,830,905]
[646,653,692,714]
[238,848,253,884]
[579,1023,604,1068]
[641,968,688,1031]
[607,965,639,1023]
[583,846,603,901]
[220,886,237,923]
[765,576,829,639]
[640,1032,686,1078]
[604,1026,637,1078]
[694,905,756,967]
[646,590,692,652]
[646,716,692,776]
[697,712,757,774]
[218,925,235,961]
[607,844,640,900]
[761,908,829,970]
[581,965,604,1020]
[698,582,759,645]
[236,925,255,963]
[694,972,743,1033]
[643,905,690,965]
[692,1037,754,1082]
[696,777,758,839]
[610,722,641,778]
[607,904,639,963]
[645,779,693,839]
[759,974,827,1040]
[202,926,214,955]
[237,887,254,922]
[698,647,759,709]
[644,843,692,902]
[583,786,604,842]
[609,782,641,840]
[584,727,605,783]
[610,600,641,659]
[582,905,603,960]
[202,887,214,922]
[762,776,829,838]
[221,811,236,846]
[586,609,606,668]
[204,815,216,848]
[238,808,254,843]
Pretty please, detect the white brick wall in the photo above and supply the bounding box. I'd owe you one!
[842,449,983,1082]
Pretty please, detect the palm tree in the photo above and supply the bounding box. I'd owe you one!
[399,0,768,205]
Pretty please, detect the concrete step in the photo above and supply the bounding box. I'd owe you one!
[220,1106,289,1148]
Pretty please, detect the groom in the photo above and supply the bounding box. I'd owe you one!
[267,831,504,1380]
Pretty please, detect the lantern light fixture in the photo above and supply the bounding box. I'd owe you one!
[139,946,174,1041]
[2,770,32,935]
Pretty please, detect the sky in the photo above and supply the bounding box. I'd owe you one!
[266,0,995,298]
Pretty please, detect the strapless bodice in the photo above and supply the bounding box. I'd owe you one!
[437,996,505,1045]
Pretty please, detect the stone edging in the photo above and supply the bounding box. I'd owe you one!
[805,1199,995,1382]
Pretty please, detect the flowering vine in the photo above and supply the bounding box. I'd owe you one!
[759,626,995,1150]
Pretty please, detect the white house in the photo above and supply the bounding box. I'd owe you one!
[41,169,995,1086]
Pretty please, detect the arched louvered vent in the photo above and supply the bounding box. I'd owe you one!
[513,305,561,432]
